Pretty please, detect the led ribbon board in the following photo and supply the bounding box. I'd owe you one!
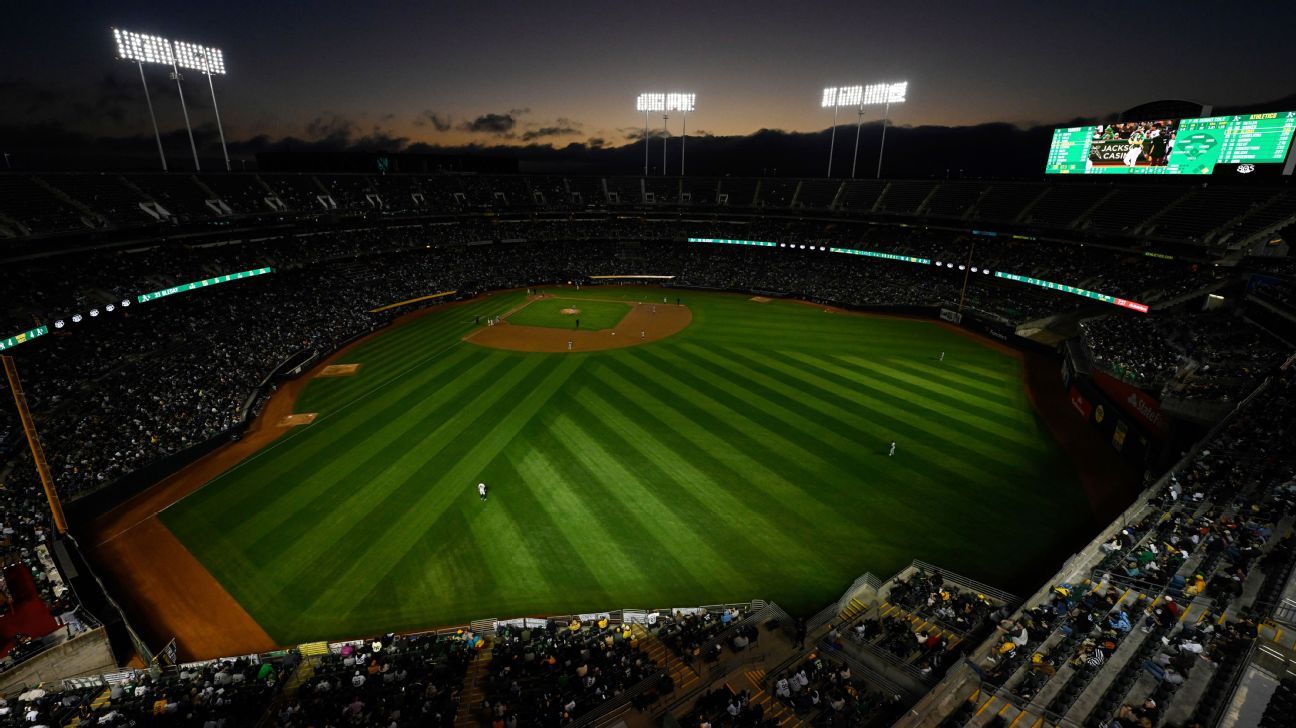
[688,237,777,247]
[995,272,1148,312]
[0,325,49,352]
[137,267,273,303]
[830,247,930,264]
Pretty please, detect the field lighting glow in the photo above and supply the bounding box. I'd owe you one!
[174,40,226,74]
[666,93,695,112]
[636,93,665,112]
[113,28,173,65]
[863,81,908,105]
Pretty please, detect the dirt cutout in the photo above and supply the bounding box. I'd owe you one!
[466,296,692,353]
[316,363,361,377]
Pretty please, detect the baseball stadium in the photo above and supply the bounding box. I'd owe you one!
[2,8,1296,728]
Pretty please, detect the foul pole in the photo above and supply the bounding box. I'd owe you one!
[3,356,68,534]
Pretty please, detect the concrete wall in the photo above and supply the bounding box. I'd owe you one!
[0,628,118,696]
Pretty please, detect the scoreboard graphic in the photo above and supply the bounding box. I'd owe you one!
[1046,111,1296,175]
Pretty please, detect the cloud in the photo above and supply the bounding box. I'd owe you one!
[413,110,452,131]
[459,112,519,135]
[521,118,583,142]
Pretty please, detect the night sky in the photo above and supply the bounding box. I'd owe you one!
[3,0,1295,171]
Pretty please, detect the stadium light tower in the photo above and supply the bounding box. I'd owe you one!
[636,93,664,175]
[821,85,861,178]
[175,40,230,171]
[667,93,696,176]
[866,81,908,178]
[113,28,172,171]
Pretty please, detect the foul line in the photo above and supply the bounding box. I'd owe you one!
[368,290,458,313]
[121,299,526,537]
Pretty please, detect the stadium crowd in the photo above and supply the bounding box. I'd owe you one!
[0,212,1289,689]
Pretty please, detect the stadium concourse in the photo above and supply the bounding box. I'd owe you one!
[0,172,1293,727]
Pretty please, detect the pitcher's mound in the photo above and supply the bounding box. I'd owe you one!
[466,300,692,353]
[277,413,318,427]
[317,364,360,377]
[560,308,581,315]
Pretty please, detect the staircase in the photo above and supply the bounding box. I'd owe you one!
[740,668,806,728]
[453,644,493,728]
[631,622,701,694]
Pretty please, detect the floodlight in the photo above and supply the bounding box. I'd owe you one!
[666,93,695,112]
[55,320,64,329]
[90,309,99,317]
[174,40,226,74]
[636,93,665,112]
[106,304,115,312]
[113,28,174,65]
[122,299,130,306]
[861,81,908,106]
[72,314,82,323]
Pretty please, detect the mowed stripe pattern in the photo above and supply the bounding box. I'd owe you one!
[161,289,1091,645]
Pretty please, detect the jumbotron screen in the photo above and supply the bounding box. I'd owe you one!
[1045,111,1296,175]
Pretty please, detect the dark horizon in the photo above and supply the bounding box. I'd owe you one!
[4,1,1296,176]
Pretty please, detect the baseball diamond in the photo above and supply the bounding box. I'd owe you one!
[133,286,1099,648]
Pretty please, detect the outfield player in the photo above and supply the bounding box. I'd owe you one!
[939,352,944,362]
[478,482,488,501]
[889,441,896,457]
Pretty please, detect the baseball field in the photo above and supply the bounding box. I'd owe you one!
[157,286,1096,646]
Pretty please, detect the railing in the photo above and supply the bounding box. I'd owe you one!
[908,560,1019,607]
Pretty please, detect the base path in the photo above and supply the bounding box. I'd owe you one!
[81,299,473,661]
[465,296,692,352]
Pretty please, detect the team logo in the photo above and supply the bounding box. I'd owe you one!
[1237,164,1255,174]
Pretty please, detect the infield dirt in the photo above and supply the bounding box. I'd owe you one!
[465,295,691,352]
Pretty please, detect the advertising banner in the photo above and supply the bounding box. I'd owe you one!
[1092,370,1169,436]
[1069,385,1092,420]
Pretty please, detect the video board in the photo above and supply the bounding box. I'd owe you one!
[1045,111,1296,175]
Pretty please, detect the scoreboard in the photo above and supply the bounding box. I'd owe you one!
[1045,110,1296,175]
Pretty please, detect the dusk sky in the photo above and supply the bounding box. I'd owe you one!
[4,0,1296,158]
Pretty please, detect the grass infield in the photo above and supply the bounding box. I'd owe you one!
[161,287,1095,644]
[505,297,631,330]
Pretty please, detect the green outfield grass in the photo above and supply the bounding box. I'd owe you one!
[161,287,1096,644]
[505,297,631,330]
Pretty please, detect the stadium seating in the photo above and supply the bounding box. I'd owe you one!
[0,175,1293,727]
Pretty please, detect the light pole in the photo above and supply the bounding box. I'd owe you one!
[821,85,860,178]
[113,29,172,171]
[667,93,695,176]
[176,41,230,171]
[636,93,664,176]
[868,82,908,179]
[168,56,200,170]
[662,111,669,176]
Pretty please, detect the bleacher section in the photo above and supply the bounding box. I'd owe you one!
[897,380,1296,728]
[3,173,1293,261]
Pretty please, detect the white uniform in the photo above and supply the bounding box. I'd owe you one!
[478,482,488,501]
[939,352,944,362]
[889,442,896,457]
